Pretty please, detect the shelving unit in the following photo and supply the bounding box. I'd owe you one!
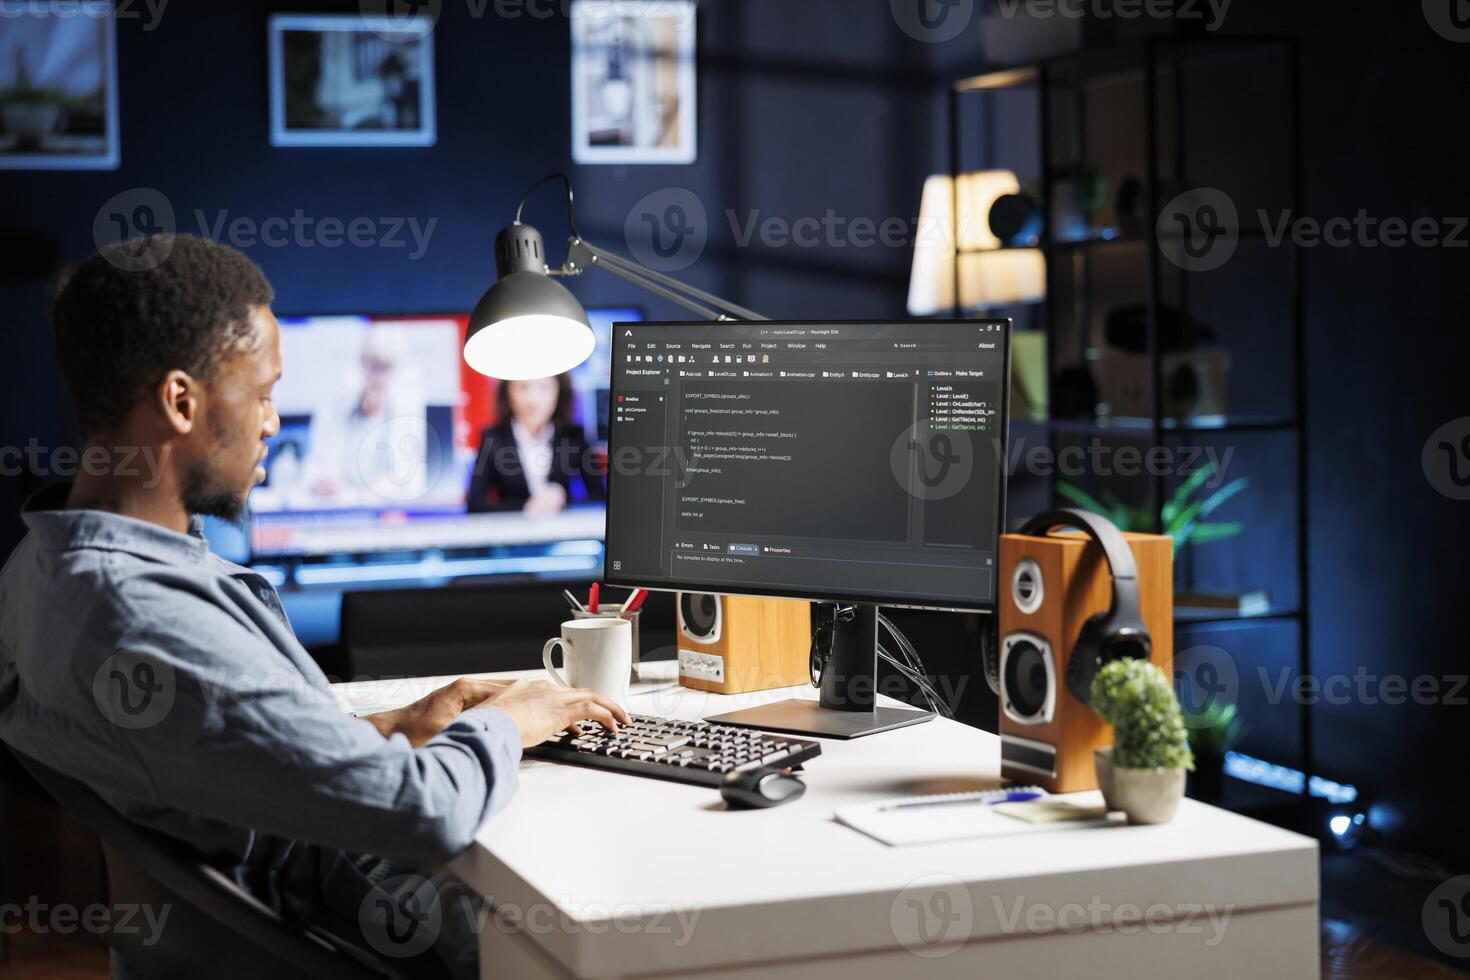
[946,37,1316,815]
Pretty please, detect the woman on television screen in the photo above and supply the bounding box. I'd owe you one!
[467,374,605,514]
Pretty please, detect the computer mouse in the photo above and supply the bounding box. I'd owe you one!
[720,769,807,809]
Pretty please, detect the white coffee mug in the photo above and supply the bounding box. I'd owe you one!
[542,618,632,707]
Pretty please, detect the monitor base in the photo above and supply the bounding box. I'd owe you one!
[705,699,935,740]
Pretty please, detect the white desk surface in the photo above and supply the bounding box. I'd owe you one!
[334,661,1320,979]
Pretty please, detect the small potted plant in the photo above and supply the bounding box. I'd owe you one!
[1091,658,1194,824]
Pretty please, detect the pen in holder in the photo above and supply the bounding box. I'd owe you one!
[572,608,642,681]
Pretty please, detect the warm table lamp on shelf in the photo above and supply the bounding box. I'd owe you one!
[463,173,765,381]
[907,170,1047,316]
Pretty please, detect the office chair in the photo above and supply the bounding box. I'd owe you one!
[9,749,431,980]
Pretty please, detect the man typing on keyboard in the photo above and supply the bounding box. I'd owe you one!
[0,235,629,980]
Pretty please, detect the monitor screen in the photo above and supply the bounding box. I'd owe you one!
[604,320,1010,612]
[248,308,642,560]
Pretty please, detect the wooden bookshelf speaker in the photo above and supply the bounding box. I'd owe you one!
[676,593,813,695]
[998,512,1173,793]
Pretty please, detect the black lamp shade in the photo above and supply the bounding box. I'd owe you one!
[462,223,595,380]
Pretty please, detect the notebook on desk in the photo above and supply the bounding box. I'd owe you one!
[834,788,1122,846]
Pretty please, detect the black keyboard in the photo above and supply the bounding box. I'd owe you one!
[525,714,822,788]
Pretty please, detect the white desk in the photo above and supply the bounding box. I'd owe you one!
[334,662,1320,980]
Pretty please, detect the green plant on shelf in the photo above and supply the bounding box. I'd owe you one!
[1183,700,1244,759]
[1091,658,1194,772]
[1056,461,1247,550]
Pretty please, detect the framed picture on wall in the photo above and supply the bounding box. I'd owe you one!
[571,0,697,165]
[0,0,120,170]
[268,14,436,148]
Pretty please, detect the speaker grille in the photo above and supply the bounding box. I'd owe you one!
[1000,631,1055,726]
[1011,558,1043,615]
[679,593,720,640]
[1004,638,1049,719]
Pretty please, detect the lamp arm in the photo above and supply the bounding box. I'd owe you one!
[511,173,766,321]
[562,238,769,322]
[567,245,724,321]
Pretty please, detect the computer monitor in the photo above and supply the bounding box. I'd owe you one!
[605,318,1010,737]
[247,307,642,585]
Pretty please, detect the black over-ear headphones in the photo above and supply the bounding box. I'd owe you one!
[1018,509,1152,707]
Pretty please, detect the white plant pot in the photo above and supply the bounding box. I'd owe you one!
[1112,765,1187,825]
[1094,748,1117,811]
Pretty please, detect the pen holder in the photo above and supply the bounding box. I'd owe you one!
[572,609,642,681]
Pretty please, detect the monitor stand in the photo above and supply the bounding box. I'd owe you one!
[703,604,936,740]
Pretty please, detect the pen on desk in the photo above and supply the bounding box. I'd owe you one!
[879,790,1043,812]
[563,589,587,613]
[620,589,647,615]
[588,582,600,614]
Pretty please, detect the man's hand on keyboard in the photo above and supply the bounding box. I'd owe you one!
[364,678,513,748]
[484,679,630,748]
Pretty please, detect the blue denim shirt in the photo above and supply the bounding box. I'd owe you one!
[0,483,521,914]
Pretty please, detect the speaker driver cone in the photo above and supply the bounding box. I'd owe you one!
[679,593,720,641]
[1000,632,1055,725]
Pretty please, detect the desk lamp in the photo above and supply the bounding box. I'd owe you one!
[463,173,766,380]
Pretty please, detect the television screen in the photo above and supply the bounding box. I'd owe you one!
[248,308,640,563]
